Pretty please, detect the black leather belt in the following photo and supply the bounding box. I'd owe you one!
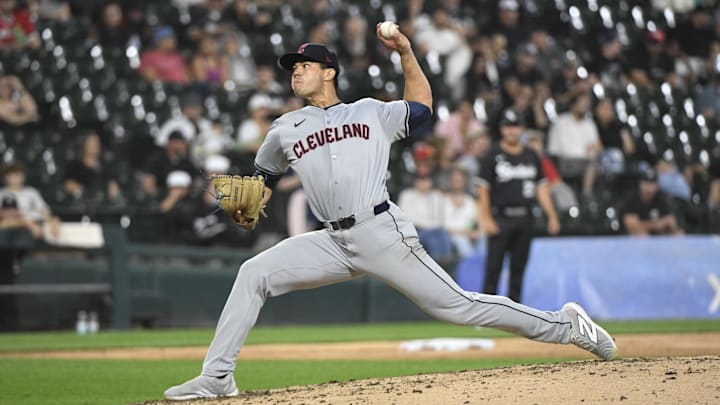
[493,206,530,218]
[326,201,390,231]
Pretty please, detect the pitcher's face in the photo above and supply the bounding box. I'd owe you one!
[291,61,333,98]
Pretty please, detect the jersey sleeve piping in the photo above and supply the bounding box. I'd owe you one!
[402,100,410,139]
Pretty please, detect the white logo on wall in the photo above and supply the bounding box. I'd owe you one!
[577,316,598,344]
[708,273,720,314]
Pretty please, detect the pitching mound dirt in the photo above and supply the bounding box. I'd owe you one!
[148,356,720,405]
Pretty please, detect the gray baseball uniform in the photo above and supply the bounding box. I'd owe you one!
[201,98,573,376]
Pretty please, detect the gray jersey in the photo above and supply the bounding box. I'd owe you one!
[255,98,409,222]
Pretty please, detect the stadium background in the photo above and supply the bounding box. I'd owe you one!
[0,0,718,325]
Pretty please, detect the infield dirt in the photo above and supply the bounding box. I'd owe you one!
[148,356,720,404]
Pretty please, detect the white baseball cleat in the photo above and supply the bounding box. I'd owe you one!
[562,302,618,361]
[164,374,239,401]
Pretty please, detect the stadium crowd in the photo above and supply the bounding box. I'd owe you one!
[0,0,719,258]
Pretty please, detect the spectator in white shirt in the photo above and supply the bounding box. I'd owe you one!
[155,92,231,167]
[398,173,453,260]
[443,167,483,258]
[414,6,473,99]
[0,162,59,240]
[236,93,275,153]
[547,93,601,195]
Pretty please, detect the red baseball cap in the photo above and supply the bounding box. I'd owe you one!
[647,30,666,44]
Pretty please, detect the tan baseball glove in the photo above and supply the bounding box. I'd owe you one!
[211,175,266,230]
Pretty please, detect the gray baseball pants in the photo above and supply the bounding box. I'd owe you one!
[202,202,572,376]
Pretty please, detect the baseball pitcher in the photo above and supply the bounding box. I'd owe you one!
[164,23,617,401]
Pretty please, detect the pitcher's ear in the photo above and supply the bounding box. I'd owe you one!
[325,68,336,81]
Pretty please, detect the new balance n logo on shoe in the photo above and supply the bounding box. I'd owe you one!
[577,316,598,344]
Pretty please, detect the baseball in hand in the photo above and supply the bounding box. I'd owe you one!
[379,21,399,39]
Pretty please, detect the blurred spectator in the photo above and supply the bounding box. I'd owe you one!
[593,98,634,175]
[622,169,683,236]
[433,99,484,157]
[187,0,227,41]
[299,0,340,29]
[464,49,500,103]
[156,92,209,146]
[414,6,473,99]
[526,27,564,82]
[0,0,40,49]
[0,75,39,126]
[138,26,190,84]
[0,162,59,240]
[191,34,229,88]
[591,30,626,90]
[255,64,285,98]
[156,92,231,166]
[526,131,578,212]
[551,58,593,108]
[142,132,197,198]
[547,93,601,195]
[91,2,132,47]
[443,167,482,258]
[236,93,274,153]
[307,21,333,47]
[396,0,424,37]
[425,136,455,190]
[696,78,720,120]
[502,45,543,87]
[397,173,453,260]
[457,128,491,178]
[490,0,528,52]
[669,5,715,81]
[337,15,374,73]
[30,0,71,22]
[656,157,692,202]
[63,132,123,205]
[507,83,548,131]
[223,32,257,91]
[164,167,254,246]
[628,31,675,87]
[161,170,221,244]
[160,168,193,213]
[221,0,272,35]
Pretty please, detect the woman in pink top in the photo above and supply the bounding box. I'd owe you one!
[138,26,189,84]
[433,99,484,157]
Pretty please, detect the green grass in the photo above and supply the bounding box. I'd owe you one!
[0,319,718,405]
[0,357,570,405]
[1,319,719,353]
